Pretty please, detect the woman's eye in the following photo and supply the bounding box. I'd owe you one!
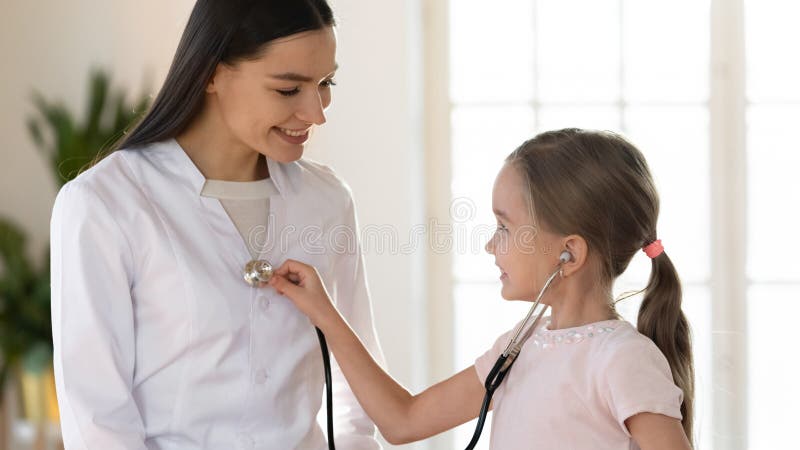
[320,79,337,88]
[497,223,508,232]
[277,88,300,97]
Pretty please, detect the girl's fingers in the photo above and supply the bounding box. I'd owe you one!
[273,261,293,277]
[269,274,301,298]
[287,273,301,284]
[274,259,311,278]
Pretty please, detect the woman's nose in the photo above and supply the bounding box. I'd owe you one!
[297,91,327,125]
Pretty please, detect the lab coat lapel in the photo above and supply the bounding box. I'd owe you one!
[261,157,288,265]
[199,196,254,266]
[136,141,253,330]
[163,139,253,269]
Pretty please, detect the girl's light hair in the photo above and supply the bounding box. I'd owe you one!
[506,128,694,444]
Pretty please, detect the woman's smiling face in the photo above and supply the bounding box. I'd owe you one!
[207,27,338,163]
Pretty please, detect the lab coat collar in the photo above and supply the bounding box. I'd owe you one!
[164,138,290,197]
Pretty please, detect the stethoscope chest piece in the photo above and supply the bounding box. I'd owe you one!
[243,259,274,286]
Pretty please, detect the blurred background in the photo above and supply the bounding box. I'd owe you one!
[0,0,797,449]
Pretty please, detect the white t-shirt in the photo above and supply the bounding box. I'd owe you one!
[200,177,279,259]
[475,318,683,450]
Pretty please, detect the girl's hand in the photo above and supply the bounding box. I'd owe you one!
[269,261,487,445]
[267,259,337,326]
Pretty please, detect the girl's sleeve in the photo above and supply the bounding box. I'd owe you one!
[474,323,520,384]
[50,181,148,450]
[600,335,684,436]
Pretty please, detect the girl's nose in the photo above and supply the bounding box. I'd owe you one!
[485,236,494,254]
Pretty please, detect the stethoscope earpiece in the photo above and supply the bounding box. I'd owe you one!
[559,250,572,264]
[243,259,274,286]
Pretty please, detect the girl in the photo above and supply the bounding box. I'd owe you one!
[50,1,384,448]
[269,128,695,449]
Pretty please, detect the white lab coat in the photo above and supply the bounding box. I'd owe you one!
[50,139,385,450]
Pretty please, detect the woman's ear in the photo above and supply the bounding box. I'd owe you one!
[560,235,589,277]
[206,64,225,94]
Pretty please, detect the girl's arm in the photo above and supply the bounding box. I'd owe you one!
[268,259,487,445]
[626,413,693,450]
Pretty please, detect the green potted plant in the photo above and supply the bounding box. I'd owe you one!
[0,69,149,425]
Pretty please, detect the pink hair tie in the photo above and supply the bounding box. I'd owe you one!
[642,239,664,258]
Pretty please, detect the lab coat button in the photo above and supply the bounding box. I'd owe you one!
[254,368,269,384]
[258,295,270,313]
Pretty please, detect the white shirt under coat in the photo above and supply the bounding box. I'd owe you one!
[50,139,385,449]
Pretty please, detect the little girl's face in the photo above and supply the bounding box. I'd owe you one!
[485,163,562,301]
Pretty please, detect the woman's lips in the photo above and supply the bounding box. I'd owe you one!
[275,127,310,145]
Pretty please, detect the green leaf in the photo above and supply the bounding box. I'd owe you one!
[0,219,33,281]
[26,118,46,151]
[85,69,110,140]
[22,342,52,374]
[0,219,41,372]
[2,68,151,386]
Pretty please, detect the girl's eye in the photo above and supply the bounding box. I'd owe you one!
[320,79,337,88]
[497,223,508,233]
[277,88,300,97]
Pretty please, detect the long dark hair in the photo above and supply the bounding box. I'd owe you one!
[507,128,695,444]
[114,0,335,151]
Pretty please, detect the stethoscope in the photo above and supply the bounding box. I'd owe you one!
[243,260,337,450]
[464,250,572,450]
[242,250,570,450]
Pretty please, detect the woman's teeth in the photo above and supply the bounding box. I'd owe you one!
[280,128,308,137]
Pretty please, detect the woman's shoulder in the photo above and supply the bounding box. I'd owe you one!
[286,158,356,209]
[294,158,351,192]
[55,142,168,210]
[68,140,172,184]
[58,152,130,201]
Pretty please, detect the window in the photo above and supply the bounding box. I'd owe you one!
[744,2,800,450]
[435,0,799,449]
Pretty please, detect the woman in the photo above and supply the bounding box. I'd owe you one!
[50,1,384,448]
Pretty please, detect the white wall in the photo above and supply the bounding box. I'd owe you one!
[307,1,430,447]
[0,1,428,448]
[0,0,193,260]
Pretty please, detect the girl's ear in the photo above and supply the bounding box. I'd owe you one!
[560,235,589,277]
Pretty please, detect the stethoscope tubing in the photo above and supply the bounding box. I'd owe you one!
[249,256,562,450]
[316,327,336,450]
[243,260,336,449]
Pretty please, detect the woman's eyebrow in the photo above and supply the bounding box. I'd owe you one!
[268,64,339,82]
[269,72,312,82]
